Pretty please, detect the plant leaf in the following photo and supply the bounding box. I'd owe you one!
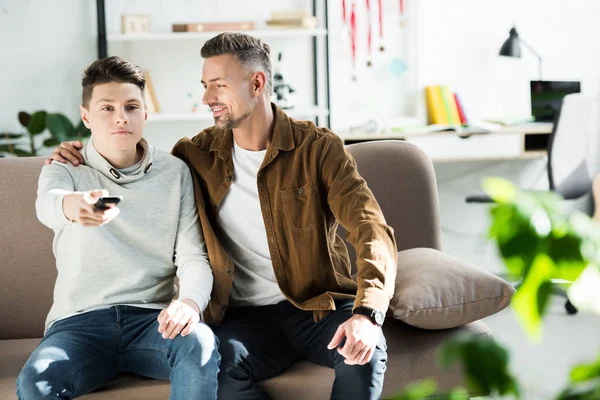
[28,111,47,135]
[511,253,554,341]
[439,334,520,398]
[390,379,438,400]
[18,111,31,128]
[1,132,25,140]
[46,113,75,142]
[483,177,517,203]
[43,137,61,147]
[0,145,33,156]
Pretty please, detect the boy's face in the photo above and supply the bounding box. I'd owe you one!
[201,54,257,130]
[80,82,147,152]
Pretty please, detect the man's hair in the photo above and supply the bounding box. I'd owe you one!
[201,32,273,95]
[81,56,146,107]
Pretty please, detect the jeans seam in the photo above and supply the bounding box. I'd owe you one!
[123,344,170,355]
[66,350,120,387]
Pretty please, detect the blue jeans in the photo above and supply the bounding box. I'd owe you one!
[215,300,387,400]
[16,306,220,399]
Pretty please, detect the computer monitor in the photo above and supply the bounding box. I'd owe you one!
[530,80,581,122]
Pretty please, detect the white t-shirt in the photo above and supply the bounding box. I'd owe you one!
[217,139,286,306]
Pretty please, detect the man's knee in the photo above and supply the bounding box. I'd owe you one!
[335,342,387,378]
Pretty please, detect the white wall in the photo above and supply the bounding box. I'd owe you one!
[0,0,96,152]
[1,0,599,273]
[413,0,600,123]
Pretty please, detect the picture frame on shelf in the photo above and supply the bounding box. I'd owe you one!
[121,14,151,35]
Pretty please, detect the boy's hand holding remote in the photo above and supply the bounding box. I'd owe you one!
[63,189,121,227]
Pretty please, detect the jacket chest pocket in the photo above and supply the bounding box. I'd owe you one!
[281,181,323,232]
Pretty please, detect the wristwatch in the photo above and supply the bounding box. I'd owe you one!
[353,306,385,327]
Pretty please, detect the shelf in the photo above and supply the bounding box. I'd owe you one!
[147,107,329,122]
[108,28,327,42]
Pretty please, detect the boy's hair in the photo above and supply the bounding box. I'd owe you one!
[201,32,273,95]
[81,56,146,107]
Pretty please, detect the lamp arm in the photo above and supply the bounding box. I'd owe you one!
[520,38,543,80]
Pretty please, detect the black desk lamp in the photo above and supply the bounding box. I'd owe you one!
[499,26,543,80]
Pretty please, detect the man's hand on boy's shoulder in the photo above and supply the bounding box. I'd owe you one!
[63,189,120,227]
[46,140,85,166]
[157,298,201,340]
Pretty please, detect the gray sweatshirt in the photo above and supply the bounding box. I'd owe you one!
[36,139,213,331]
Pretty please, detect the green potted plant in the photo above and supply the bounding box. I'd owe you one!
[0,110,90,157]
[393,178,600,399]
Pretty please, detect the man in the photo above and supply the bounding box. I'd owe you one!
[19,56,219,399]
[49,33,397,400]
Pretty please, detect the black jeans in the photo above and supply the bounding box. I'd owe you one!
[214,300,387,400]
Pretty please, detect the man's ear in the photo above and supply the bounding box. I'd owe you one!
[251,71,267,97]
[79,105,91,129]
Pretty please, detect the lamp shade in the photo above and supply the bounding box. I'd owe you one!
[499,27,521,58]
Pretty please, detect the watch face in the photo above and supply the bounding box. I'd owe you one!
[374,310,385,325]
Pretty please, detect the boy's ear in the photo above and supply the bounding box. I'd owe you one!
[79,105,91,129]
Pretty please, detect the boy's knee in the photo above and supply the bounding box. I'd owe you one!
[181,323,219,366]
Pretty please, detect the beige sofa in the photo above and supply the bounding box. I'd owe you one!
[0,140,490,399]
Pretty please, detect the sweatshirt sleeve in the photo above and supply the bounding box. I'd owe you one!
[174,165,214,314]
[35,162,77,231]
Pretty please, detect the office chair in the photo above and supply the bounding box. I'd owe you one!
[466,94,600,314]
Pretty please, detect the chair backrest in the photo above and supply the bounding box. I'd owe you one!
[0,157,55,339]
[548,94,600,199]
[341,140,442,272]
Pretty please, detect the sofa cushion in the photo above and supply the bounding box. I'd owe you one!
[390,248,515,329]
[0,321,489,399]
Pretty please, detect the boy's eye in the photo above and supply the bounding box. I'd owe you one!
[217,84,225,88]
[128,105,139,110]
[101,106,113,111]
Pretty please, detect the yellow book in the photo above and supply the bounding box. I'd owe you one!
[440,86,461,125]
[425,86,449,124]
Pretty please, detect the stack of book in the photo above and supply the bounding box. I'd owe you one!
[266,9,317,29]
[425,85,468,126]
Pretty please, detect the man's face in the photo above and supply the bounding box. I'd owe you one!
[80,82,147,152]
[201,54,254,130]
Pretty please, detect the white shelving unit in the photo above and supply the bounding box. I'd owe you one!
[97,0,331,129]
[108,28,328,42]
[147,106,329,123]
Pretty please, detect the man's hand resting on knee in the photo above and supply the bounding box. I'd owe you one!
[327,314,380,366]
[157,299,201,339]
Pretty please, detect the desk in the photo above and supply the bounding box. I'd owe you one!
[340,123,553,162]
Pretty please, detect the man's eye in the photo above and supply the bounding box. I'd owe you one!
[217,85,225,88]
[102,107,113,111]
[128,105,139,110]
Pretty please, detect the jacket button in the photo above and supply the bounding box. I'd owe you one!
[226,176,232,182]
[297,188,304,195]
[226,269,233,275]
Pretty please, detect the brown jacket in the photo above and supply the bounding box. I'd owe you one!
[172,104,397,325]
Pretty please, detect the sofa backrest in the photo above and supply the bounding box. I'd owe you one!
[0,140,442,339]
[0,157,55,339]
[343,140,442,273]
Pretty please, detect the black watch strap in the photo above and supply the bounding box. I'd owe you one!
[353,306,385,326]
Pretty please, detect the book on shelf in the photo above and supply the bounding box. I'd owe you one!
[425,85,463,125]
[453,92,468,124]
[266,9,317,29]
[172,22,255,33]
